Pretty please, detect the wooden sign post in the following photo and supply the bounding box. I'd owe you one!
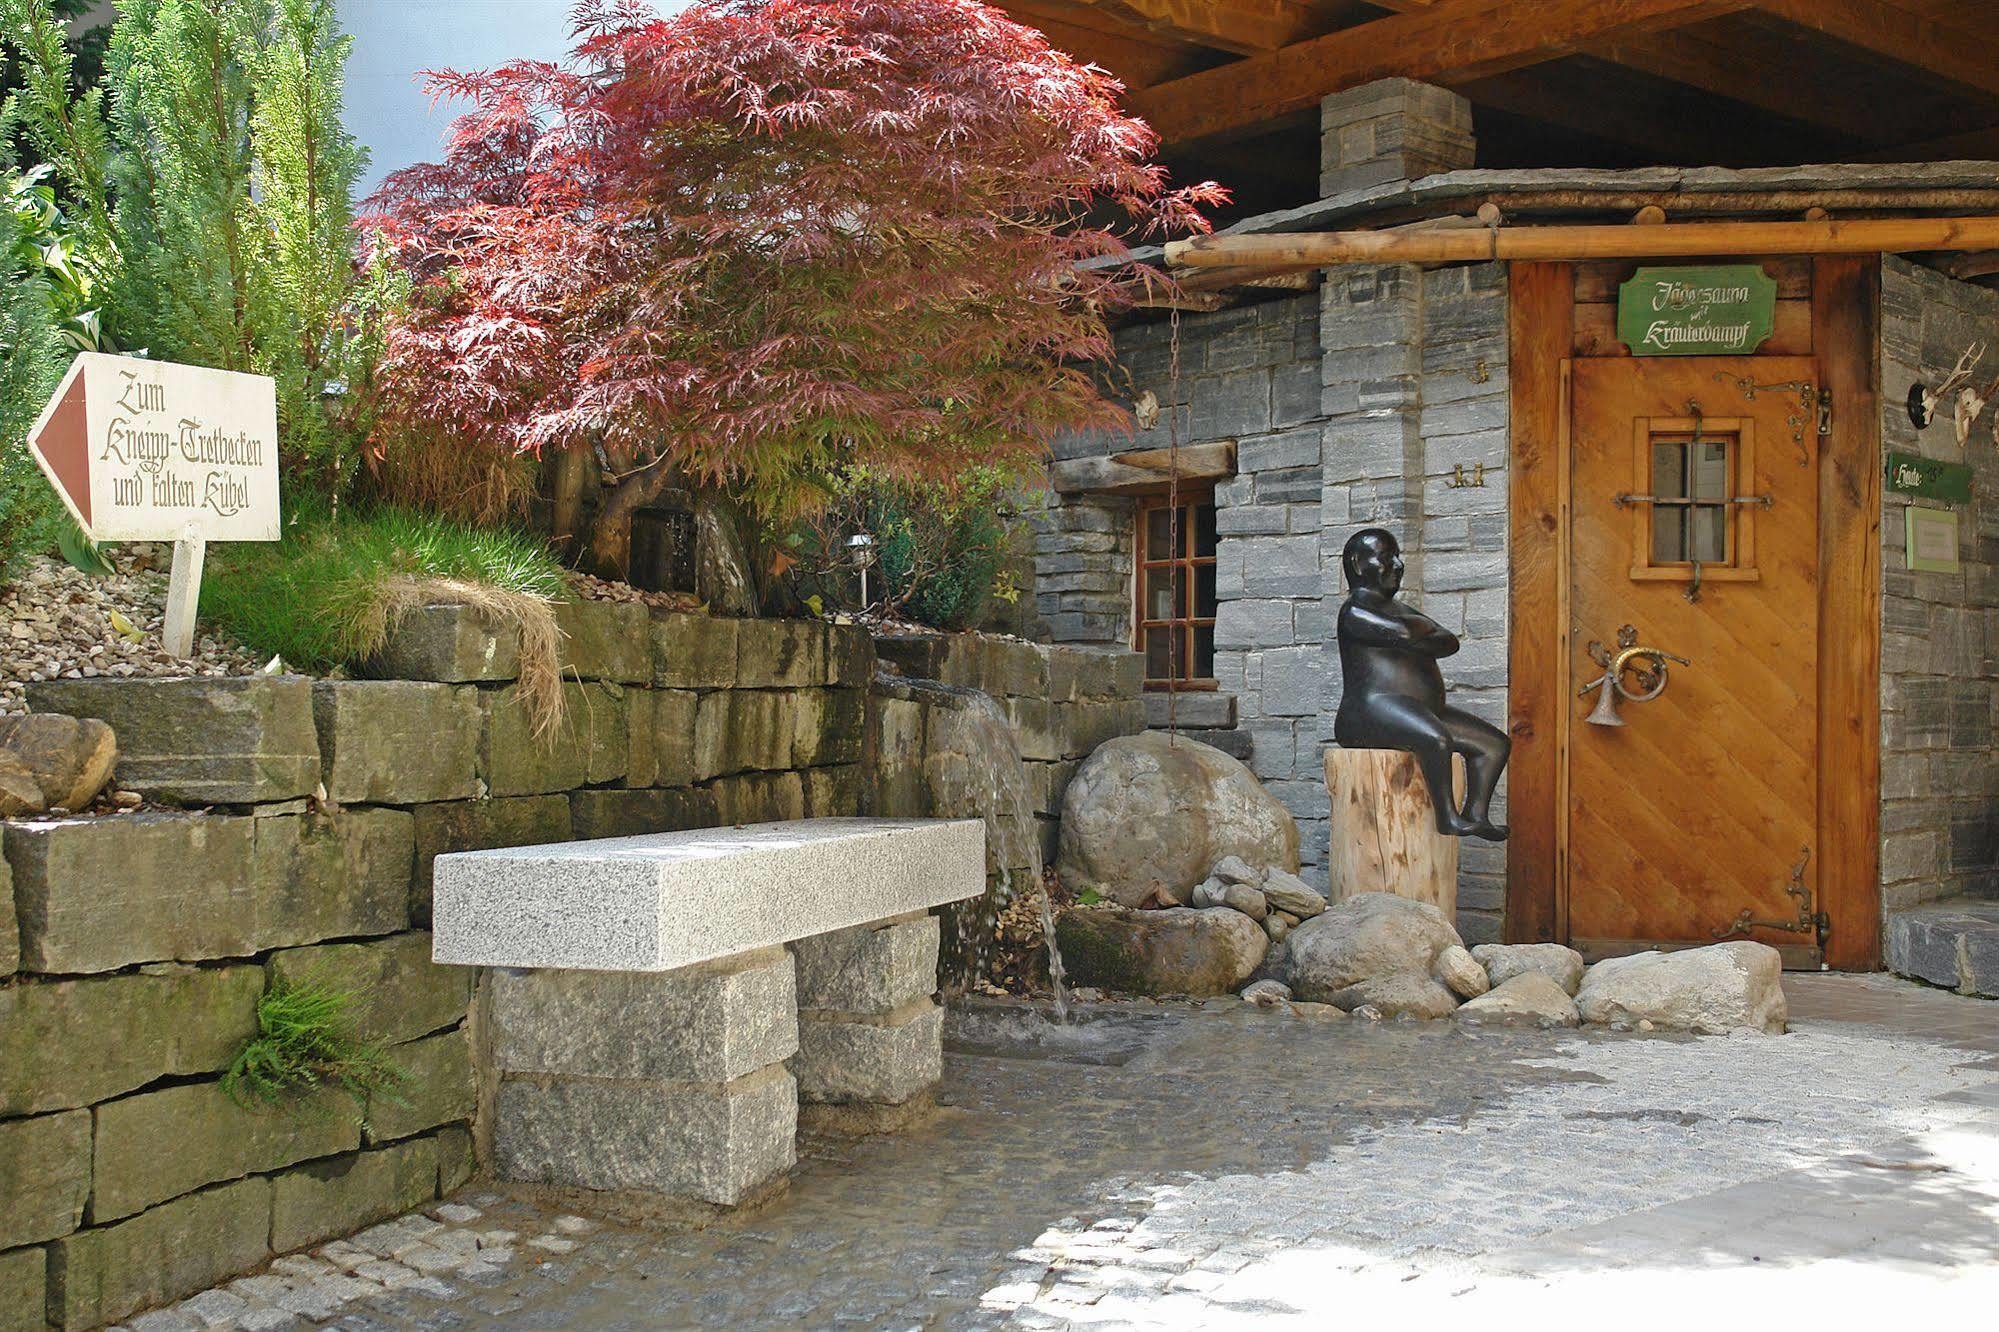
[26,353,280,657]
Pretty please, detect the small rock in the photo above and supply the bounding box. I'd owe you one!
[1434,945,1490,999]
[269,1255,334,1279]
[1068,986,1103,1003]
[1262,913,1290,944]
[0,712,117,810]
[475,1247,516,1265]
[1189,877,1226,909]
[1240,979,1292,1007]
[1471,942,1587,995]
[1638,1018,1655,1031]
[128,1309,198,1332]
[552,1215,595,1235]
[353,1260,420,1288]
[477,1230,518,1249]
[0,751,45,816]
[400,1243,469,1274]
[1221,883,1269,921]
[1259,870,1326,919]
[1210,855,1263,886]
[1285,1001,1345,1020]
[528,1235,578,1254]
[1455,972,1581,1027]
[235,1309,301,1332]
[431,1202,483,1224]
[1352,1004,1384,1020]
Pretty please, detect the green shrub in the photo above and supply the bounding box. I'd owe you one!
[789,468,1022,630]
[223,977,403,1121]
[0,175,66,581]
[201,504,567,670]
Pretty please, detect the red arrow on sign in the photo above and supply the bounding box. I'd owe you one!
[27,356,93,531]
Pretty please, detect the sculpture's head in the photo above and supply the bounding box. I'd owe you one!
[1341,527,1404,596]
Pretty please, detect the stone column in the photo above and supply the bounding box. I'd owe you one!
[791,913,944,1133]
[1319,78,1475,197]
[485,947,799,1215]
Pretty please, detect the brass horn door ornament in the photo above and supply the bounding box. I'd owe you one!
[1579,624,1692,726]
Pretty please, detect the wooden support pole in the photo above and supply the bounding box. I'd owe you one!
[1165,214,1999,270]
[1324,747,1461,917]
[162,524,206,660]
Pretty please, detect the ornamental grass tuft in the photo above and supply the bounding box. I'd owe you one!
[223,978,405,1122]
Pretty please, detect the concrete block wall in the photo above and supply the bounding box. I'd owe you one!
[1878,257,1999,918]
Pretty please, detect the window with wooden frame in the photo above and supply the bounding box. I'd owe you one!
[1626,414,1761,585]
[1134,492,1217,689]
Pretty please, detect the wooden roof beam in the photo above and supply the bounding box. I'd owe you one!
[1126,0,1745,148]
[1750,0,1999,102]
[1164,214,1999,267]
[1070,1,1326,55]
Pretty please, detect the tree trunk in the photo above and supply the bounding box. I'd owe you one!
[549,449,589,558]
[584,466,672,580]
[1323,747,1461,918]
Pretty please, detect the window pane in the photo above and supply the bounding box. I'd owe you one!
[1691,440,1729,502]
[1194,562,1217,617]
[1193,625,1215,680]
[1690,505,1728,563]
[1146,507,1173,560]
[1145,626,1182,681]
[1651,441,1687,499]
[1651,506,1687,564]
[1193,502,1217,558]
[1144,567,1180,622]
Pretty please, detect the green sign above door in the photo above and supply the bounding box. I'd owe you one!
[1617,264,1777,356]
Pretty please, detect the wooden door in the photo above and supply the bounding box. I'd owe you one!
[1565,356,1826,964]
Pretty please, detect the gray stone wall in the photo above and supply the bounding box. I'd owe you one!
[1031,271,1510,939]
[1878,257,1999,918]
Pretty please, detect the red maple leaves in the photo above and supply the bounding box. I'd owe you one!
[362,0,1222,572]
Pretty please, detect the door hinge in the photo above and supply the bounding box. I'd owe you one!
[1712,845,1829,951]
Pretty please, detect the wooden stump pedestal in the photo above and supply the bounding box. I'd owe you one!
[1322,747,1460,918]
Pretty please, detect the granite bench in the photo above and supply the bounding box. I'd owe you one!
[432,817,984,1211]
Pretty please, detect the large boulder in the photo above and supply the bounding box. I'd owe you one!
[1055,905,1268,997]
[0,714,116,812]
[1575,942,1787,1034]
[1284,892,1466,1017]
[1471,942,1587,996]
[1456,972,1581,1028]
[1057,733,1297,908]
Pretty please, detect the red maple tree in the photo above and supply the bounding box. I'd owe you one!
[363,0,1222,576]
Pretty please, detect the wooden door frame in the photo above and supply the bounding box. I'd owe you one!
[1504,257,1882,969]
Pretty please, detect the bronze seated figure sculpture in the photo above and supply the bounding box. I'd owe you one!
[1333,527,1510,840]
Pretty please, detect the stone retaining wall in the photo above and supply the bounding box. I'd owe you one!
[2,603,1141,1330]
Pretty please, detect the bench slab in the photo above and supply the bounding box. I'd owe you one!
[432,817,984,972]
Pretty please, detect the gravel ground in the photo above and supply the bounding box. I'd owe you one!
[1,550,265,715]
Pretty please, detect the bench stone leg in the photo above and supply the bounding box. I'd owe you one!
[791,913,944,1133]
[486,946,798,1209]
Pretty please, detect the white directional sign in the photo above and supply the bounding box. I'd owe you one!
[26,352,281,657]
[27,352,280,543]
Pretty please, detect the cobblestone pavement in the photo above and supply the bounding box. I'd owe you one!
[131,975,1998,1330]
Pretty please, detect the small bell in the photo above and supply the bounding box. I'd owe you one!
[1584,678,1625,727]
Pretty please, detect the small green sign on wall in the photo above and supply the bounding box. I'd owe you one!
[1617,264,1777,356]
[1885,451,1973,504]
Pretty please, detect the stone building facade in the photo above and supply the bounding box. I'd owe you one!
[1029,82,1999,963]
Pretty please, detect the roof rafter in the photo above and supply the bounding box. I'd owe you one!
[1126,0,1745,148]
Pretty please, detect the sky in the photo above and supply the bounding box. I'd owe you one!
[337,1,693,192]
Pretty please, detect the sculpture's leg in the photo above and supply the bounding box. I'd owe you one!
[1442,707,1510,840]
[1357,696,1484,838]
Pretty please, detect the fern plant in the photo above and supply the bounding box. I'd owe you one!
[223,978,405,1121]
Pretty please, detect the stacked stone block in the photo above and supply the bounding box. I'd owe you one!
[0,798,473,1331]
[873,632,1144,863]
[791,913,944,1130]
[486,950,799,1207]
[1878,258,1999,924]
[1318,78,1475,197]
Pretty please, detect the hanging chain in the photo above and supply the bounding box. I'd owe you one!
[1165,305,1183,743]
